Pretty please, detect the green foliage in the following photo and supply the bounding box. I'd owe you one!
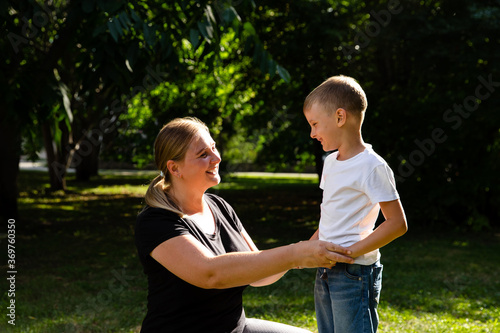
[238,0,500,231]
[105,30,270,170]
[353,0,500,232]
[4,0,499,230]
[2,0,292,192]
[96,0,500,232]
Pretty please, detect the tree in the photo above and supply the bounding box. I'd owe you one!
[1,0,289,221]
[255,0,500,230]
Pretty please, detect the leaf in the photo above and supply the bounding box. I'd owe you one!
[58,82,73,123]
[113,16,124,33]
[190,28,200,49]
[107,20,119,42]
[143,22,155,47]
[252,42,263,63]
[130,9,141,23]
[204,5,216,24]
[276,65,291,83]
[222,7,239,24]
[243,22,256,36]
[197,20,213,42]
[118,12,131,29]
[268,59,277,79]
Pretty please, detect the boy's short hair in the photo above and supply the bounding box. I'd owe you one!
[303,75,367,118]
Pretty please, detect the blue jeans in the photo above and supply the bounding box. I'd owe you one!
[314,261,383,333]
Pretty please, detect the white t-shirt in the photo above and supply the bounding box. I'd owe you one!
[319,145,399,265]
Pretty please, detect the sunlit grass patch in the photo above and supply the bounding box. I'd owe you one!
[8,170,500,333]
[79,184,148,196]
[379,305,500,332]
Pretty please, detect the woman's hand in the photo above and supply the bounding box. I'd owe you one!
[291,240,354,269]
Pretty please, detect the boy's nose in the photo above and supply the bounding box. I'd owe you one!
[310,128,316,139]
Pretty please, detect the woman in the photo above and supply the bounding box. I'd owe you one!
[134,117,353,332]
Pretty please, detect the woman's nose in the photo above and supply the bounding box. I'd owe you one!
[211,150,221,163]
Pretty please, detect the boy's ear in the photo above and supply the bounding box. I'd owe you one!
[336,108,347,127]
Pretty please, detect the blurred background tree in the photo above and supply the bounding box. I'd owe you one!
[235,0,500,231]
[2,0,499,231]
[1,0,287,219]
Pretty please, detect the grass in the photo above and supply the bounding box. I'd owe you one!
[1,170,499,332]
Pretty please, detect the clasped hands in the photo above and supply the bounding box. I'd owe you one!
[294,240,354,270]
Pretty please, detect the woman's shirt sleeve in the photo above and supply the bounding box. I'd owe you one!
[135,208,189,262]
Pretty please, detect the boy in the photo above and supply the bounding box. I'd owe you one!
[303,75,407,333]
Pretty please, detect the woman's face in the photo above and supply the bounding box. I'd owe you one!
[176,129,221,191]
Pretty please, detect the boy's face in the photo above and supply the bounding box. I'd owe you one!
[304,103,340,152]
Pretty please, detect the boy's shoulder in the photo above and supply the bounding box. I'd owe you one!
[364,146,389,166]
[325,145,388,167]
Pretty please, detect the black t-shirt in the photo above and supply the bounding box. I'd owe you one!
[134,193,251,333]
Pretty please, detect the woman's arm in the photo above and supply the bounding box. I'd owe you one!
[239,228,288,287]
[347,199,408,258]
[151,234,353,289]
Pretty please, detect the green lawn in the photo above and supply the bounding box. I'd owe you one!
[1,170,499,332]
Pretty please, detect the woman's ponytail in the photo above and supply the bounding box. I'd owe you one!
[143,175,184,217]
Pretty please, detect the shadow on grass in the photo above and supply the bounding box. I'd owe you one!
[7,170,500,332]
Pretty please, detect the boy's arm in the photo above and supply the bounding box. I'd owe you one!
[347,199,407,258]
[310,228,319,240]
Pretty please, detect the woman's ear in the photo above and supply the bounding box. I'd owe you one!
[166,160,180,178]
[336,108,347,127]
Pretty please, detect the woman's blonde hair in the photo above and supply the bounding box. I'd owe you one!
[143,117,209,216]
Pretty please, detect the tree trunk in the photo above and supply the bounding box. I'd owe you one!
[75,142,100,181]
[0,105,21,221]
[42,121,67,191]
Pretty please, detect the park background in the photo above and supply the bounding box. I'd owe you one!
[1,0,499,332]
